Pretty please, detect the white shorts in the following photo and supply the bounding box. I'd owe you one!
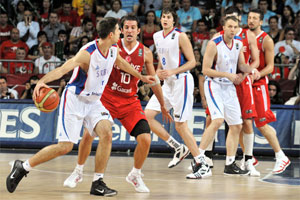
[146,73,194,122]
[57,89,114,144]
[204,79,242,125]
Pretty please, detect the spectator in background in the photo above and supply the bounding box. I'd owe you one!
[176,0,202,32]
[0,13,13,45]
[14,0,27,24]
[269,80,284,104]
[72,0,94,16]
[140,10,160,49]
[268,16,281,44]
[34,42,61,74]
[43,12,66,44]
[57,2,79,33]
[203,7,220,30]
[0,28,29,71]
[293,11,300,40]
[192,19,209,49]
[275,27,300,62]
[220,0,234,16]
[77,4,96,26]
[95,0,111,16]
[20,75,39,99]
[39,0,51,28]
[104,0,127,20]
[234,0,249,28]
[17,9,40,48]
[0,76,18,99]
[286,57,300,105]
[144,0,162,13]
[78,35,90,50]
[155,0,172,22]
[28,31,48,60]
[191,47,202,103]
[9,47,34,74]
[201,28,217,56]
[121,0,140,15]
[69,18,96,45]
[278,6,295,29]
[57,78,66,97]
[55,30,70,61]
[285,0,300,13]
[258,0,276,32]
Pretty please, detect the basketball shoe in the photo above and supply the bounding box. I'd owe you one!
[188,156,214,170]
[224,161,250,175]
[272,156,291,174]
[90,178,117,196]
[6,160,29,193]
[186,158,212,179]
[245,159,260,177]
[126,171,150,193]
[168,144,190,168]
[240,156,259,170]
[63,168,83,188]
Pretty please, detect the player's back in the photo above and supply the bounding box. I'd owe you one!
[103,39,144,98]
[67,40,118,101]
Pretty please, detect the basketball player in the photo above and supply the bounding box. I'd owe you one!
[247,9,290,174]
[194,16,261,177]
[63,15,172,193]
[6,17,155,196]
[144,8,208,179]
[198,6,261,176]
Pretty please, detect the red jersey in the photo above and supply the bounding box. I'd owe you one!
[103,39,144,98]
[253,31,269,86]
[0,25,13,44]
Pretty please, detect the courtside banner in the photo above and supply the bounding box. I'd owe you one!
[0,102,299,153]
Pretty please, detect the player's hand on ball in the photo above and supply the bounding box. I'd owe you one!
[33,82,49,101]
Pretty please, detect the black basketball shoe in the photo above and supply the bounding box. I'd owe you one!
[90,178,117,197]
[224,161,250,175]
[6,160,29,193]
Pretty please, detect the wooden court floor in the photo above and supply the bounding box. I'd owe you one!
[0,152,299,200]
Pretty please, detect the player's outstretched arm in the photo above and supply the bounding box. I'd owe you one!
[144,47,173,123]
[115,49,155,84]
[33,50,90,100]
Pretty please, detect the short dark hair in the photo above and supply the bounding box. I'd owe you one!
[249,9,264,21]
[0,76,7,82]
[269,15,278,24]
[29,75,39,82]
[224,6,241,16]
[37,30,47,38]
[120,15,140,28]
[58,29,67,36]
[161,7,177,25]
[97,17,118,39]
[82,17,93,25]
[284,26,295,35]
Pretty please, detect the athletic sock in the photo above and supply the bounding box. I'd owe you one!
[275,150,285,159]
[93,173,104,182]
[243,132,254,157]
[75,164,84,172]
[130,167,141,175]
[22,160,32,172]
[166,136,180,149]
[226,156,235,165]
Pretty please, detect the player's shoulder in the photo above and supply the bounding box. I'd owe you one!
[212,35,223,45]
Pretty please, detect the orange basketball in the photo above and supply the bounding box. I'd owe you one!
[34,87,60,113]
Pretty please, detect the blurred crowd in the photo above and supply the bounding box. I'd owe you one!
[0,0,299,104]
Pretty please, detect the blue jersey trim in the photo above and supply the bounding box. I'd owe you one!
[68,68,87,95]
[85,44,96,54]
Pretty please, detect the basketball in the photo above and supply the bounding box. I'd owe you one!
[34,87,60,113]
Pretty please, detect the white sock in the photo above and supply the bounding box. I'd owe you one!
[275,150,285,159]
[194,154,205,164]
[130,167,141,175]
[22,160,32,172]
[75,164,84,172]
[93,173,104,181]
[243,132,254,156]
[226,156,235,165]
[166,136,181,149]
[198,148,205,156]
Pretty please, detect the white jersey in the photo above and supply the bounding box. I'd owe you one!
[207,35,243,84]
[67,40,118,102]
[154,28,188,80]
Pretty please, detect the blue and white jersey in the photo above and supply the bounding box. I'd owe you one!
[207,35,243,84]
[67,40,118,101]
[154,28,188,81]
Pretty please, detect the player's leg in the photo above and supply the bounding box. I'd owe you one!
[6,90,81,193]
[145,92,189,168]
[64,129,95,188]
[126,120,151,193]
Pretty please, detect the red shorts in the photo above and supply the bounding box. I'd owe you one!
[101,92,147,134]
[252,79,276,127]
[235,76,257,119]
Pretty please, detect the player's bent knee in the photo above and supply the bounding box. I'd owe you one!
[57,142,73,155]
[136,133,151,148]
[144,109,157,120]
[131,119,150,138]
